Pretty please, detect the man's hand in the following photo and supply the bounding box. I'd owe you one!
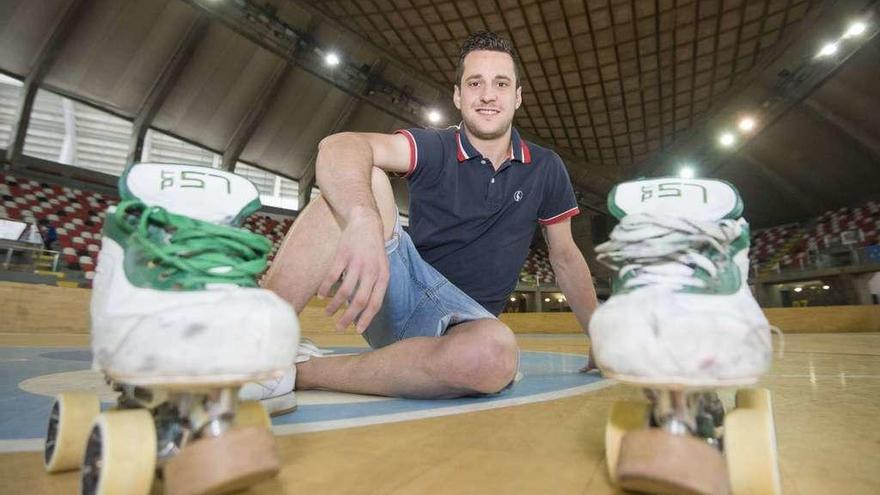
[318,207,389,333]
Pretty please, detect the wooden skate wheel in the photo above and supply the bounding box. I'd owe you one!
[81,409,156,495]
[163,426,280,495]
[605,401,652,482]
[234,401,272,430]
[726,390,782,495]
[617,429,731,495]
[44,392,101,473]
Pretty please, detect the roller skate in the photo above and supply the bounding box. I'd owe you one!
[43,163,300,495]
[590,178,780,495]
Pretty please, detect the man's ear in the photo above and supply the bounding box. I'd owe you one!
[515,85,522,110]
[453,85,461,110]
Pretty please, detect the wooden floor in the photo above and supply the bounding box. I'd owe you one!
[1,331,878,494]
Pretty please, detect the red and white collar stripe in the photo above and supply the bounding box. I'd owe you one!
[455,131,470,161]
[456,129,532,164]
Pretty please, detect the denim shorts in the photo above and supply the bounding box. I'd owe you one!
[362,216,496,350]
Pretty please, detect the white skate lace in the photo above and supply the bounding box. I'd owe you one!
[595,213,742,291]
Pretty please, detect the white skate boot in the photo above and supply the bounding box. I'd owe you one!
[44,163,300,495]
[591,178,780,495]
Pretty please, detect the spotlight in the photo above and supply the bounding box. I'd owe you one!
[822,285,830,290]
[738,116,756,132]
[817,42,839,57]
[510,297,516,302]
[556,298,564,303]
[427,109,442,124]
[324,52,340,67]
[544,298,550,302]
[718,132,736,147]
[843,21,867,38]
[679,166,695,179]
[794,287,803,293]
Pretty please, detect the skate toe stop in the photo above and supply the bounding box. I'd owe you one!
[617,429,730,495]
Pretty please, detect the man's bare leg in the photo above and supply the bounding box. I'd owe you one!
[296,318,519,398]
[264,169,519,398]
[264,167,397,313]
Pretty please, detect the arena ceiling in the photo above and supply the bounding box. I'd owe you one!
[0,0,878,228]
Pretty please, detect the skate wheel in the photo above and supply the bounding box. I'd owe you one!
[725,391,782,495]
[44,392,100,473]
[605,401,651,482]
[81,410,156,495]
[235,400,272,429]
[164,426,280,495]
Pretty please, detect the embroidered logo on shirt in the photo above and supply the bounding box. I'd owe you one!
[514,190,523,202]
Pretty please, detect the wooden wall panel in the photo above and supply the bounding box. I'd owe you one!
[500,313,584,334]
[764,306,880,333]
[0,282,90,334]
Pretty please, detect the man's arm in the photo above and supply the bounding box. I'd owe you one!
[543,220,600,367]
[315,132,411,224]
[313,132,411,332]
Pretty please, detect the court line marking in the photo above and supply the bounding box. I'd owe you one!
[271,379,614,436]
[0,439,42,453]
[0,380,614,453]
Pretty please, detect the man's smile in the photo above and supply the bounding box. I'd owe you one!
[475,108,501,116]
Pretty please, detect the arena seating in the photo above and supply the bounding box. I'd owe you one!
[5,171,877,286]
[520,248,555,286]
[749,223,808,274]
[1,172,115,282]
[241,214,294,265]
[750,200,880,274]
[808,203,880,249]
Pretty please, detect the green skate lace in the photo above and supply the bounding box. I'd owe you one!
[113,200,271,288]
[596,213,742,290]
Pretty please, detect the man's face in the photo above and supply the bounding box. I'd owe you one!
[454,50,522,141]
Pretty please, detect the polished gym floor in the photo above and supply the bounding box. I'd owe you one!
[0,331,878,494]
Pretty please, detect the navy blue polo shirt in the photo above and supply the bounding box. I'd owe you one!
[395,125,579,315]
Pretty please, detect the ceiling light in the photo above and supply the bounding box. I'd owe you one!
[817,42,839,57]
[822,285,830,290]
[738,116,756,132]
[843,21,867,38]
[544,298,551,302]
[718,132,736,147]
[794,287,803,292]
[427,109,442,124]
[679,166,695,179]
[324,52,340,67]
[510,297,516,302]
[556,298,564,303]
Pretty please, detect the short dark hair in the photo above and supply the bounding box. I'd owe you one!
[455,31,521,88]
